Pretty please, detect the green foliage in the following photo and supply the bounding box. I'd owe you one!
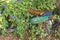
[0,0,60,39]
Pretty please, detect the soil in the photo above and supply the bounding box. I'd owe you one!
[0,33,60,40]
[0,34,21,40]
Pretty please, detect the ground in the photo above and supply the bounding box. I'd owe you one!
[0,33,60,40]
[0,34,20,40]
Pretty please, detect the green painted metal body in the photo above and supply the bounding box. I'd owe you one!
[30,16,49,24]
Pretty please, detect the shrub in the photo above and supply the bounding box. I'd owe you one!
[0,0,57,39]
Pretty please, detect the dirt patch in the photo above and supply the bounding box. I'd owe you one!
[0,33,60,40]
[0,34,21,40]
